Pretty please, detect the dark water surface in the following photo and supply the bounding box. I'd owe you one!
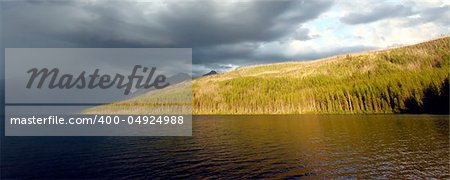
[1,115,449,179]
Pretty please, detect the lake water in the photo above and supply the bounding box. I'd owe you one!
[1,115,449,179]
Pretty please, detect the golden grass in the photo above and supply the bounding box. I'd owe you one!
[85,36,450,114]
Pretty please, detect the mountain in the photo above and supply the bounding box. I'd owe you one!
[84,36,449,114]
[203,70,218,76]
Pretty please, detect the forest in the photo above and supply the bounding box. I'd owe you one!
[192,37,449,114]
[85,37,449,114]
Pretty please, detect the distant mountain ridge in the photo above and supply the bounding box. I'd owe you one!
[84,36,450,114]
[203,70,218,76]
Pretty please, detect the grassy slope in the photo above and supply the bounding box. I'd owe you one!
[85,37,450,114]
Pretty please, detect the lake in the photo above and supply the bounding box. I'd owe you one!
[1,115,449,178]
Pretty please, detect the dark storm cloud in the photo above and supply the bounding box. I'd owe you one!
[2,0,333,48]
[340,3,414,25]
[156,0,333,47]
[193,43,259,64]
[1,0,334,71]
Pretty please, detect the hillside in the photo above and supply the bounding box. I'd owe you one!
[85,37,450,114]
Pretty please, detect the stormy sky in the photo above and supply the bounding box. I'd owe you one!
[1,0,449,76]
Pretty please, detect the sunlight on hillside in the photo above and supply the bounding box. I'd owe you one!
[86,37,450,114]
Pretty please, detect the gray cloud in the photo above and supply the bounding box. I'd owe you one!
[156,0,333,47]
[1,0,333,74]
[406,5,450,26]
[2,0,333,48]
[340,3,414,25]
[193,40,377,70]
[1,0,446,76]
[292,28,315,41]
[190,44,376,77]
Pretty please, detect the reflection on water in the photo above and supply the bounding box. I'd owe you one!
[1,115,449,178]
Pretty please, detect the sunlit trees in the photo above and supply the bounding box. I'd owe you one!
[193,37,450,114]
